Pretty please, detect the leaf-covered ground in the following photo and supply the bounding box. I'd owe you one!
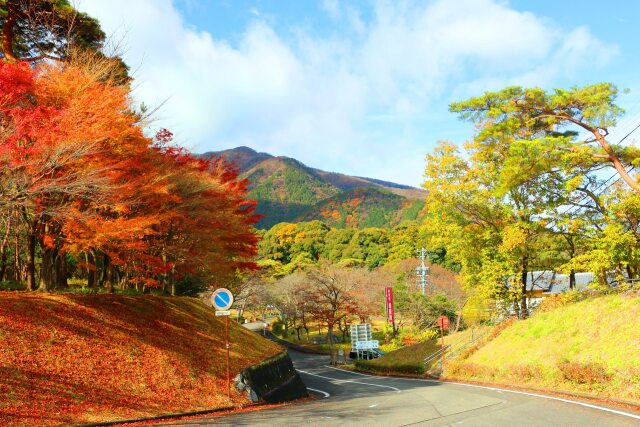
[0,293,281,426]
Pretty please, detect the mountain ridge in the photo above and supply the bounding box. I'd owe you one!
[202,147,426,228]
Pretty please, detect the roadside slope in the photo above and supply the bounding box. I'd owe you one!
[446,293,640,403]
[0,293,281,426]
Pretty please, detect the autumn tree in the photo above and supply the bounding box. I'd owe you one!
[305,264,358,348]
[0,56,260,293]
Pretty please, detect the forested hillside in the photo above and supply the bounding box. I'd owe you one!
[299,187,425,228]
[204,147,426,228]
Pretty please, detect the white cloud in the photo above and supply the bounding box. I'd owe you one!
[321,0,341,21]
[77,0,617,186]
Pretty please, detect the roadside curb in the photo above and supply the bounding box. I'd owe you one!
[74,406,234,427]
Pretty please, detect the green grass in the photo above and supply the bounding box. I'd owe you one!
[355,340,440,375]
[469,295,640,369]
[445,294,640,403]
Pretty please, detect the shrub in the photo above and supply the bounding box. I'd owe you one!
[557,361,612,385]
[507,364,542,382]
[355,359,424,375]
[387,328,437,350]
[271,319,285,336]
[0,281,25,291]
[401,336,417,346]
[538,290,591,312]
[446,362,498,379]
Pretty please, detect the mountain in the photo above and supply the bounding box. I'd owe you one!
[202,147,426,228]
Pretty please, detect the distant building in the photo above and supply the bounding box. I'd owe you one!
[524,271,594,296]
[523,271,594,308]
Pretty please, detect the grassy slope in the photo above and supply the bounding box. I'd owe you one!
[446,294,640,402]
[0,293,281,426]
[355,340,440,374]
[353,326,492,375]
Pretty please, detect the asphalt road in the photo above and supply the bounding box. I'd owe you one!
[157,351,640,426]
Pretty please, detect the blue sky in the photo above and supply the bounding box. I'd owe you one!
[79,0,640,186]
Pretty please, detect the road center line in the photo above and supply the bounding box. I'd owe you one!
[323,366,640,421]
[307,387,330,398]
[298,369,401,392]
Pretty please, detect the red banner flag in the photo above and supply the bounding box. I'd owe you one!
[385,287,394,324]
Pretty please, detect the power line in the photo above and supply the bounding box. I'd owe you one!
[544,118,640,229]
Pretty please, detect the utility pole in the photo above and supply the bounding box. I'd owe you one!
[416,248,429,295]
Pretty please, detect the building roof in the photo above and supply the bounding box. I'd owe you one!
[523,270,594,294]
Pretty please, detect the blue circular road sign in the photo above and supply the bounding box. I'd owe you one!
[212,288,234,311]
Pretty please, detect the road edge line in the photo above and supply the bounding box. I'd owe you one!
[325,366,640,420]
[307,387,331,398]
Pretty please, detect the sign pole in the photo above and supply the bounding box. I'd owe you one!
[226,314,230,399]
[211,288,235,401]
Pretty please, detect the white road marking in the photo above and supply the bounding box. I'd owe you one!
[323,366,640,421]
[369,404,378,408]
[325,366,385,378]
[298,369,401,392]
[307,387,330,398]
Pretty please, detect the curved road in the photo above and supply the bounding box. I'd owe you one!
[159,351,640,426]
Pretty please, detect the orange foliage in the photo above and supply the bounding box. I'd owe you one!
[0,59,259,289]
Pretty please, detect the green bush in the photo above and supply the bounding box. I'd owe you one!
[272,319,285,336]
[0,281,25,291]
[354,359,424,375]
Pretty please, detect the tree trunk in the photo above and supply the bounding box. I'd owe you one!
[2,2,18,61]
[100,253,109,287]
[25,232,36,291]
[569,270,576,290]
[591,129,640,192]
[38,246,55,291]
[0,220,10,282]
[55,252,68,288]
[106,264,114,293]
[86,251,96,288]
[340,318,348,343]
[520,259,529,318]
[13,225,21,283]
[0,247,6,282]
[170,265,176,296]
[454,311,462,333]
[327,325,334,347]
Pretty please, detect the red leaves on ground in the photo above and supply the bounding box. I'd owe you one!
[0,293,281,426]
